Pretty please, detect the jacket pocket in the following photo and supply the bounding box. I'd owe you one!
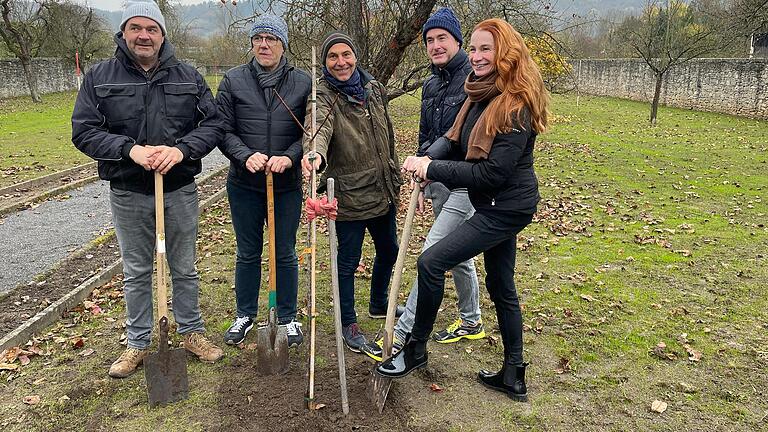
[336,167,383,212]
[162,83,198,120]
[95,84,140,122]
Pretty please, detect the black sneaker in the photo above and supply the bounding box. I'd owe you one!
[342,323,368,353]
[432,318,486,344]
[361,334,404,362]
[281,320,304,348]
[224,316,254,345]
[368,304,406,319]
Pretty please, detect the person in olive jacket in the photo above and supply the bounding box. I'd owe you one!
[71,1,224,379]
[379,19,550,403]
[215,15,311,347]
[301,32,404,353]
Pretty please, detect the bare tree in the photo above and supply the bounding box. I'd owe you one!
[39,1,112,62]
[0,0,46,102]
[616,0,735,123]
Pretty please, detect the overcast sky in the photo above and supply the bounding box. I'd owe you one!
[90,0,209,12]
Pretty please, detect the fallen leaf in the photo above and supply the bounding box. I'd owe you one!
[0,363,19,371]
[554,357,571,374]
[18,355,30,366]
[23,395,41,405]
[80,348,95,357]
[464,347,473,354]
[58,395,70,404]
[580,294,596,302]
[650,400,667,413]
[429,383,444,393]
[684,344,702,362]
[314,403,326,410]
[71,338,85,349]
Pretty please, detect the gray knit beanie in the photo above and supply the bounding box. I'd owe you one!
[321,32,357,62]
[249,14,289,48]
[120,1,167,36]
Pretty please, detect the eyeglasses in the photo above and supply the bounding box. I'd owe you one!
[252,35,280,46]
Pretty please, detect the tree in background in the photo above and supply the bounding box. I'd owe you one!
[39,1,113,63]
[0,0,45,102]
[616,0,735,124]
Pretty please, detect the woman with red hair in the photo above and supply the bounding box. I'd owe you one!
[377,18,549,402]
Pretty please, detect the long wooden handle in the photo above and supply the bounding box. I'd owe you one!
[327,178,349,414]
[266,170,277,309]
[382,181,421,360]
[154,171,168,320]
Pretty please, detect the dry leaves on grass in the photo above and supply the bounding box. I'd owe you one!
[650,400,667,413]
[554,357,571,374]
[23,395,41,405]
[429,383,444,393]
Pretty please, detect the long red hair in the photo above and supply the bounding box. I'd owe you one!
[473,19,549,135]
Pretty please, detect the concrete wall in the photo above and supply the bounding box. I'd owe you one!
[570,58,768,120]
[0,58,80,99]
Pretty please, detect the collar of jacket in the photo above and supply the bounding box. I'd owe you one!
[430,49,469,83]
[321,66,376,104]
[113,32,179,75]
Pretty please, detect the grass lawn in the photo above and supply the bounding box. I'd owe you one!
[0,91,766,431]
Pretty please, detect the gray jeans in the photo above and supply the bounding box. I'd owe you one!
[110,182,205,349]
[394,183,481,341]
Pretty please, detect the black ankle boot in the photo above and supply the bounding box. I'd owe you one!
[375,336,427,378]
[478,362,528,402]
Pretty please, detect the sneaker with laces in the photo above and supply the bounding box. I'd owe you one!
[361,334,404,362]
[183,332,224,362]
[224,316,254,345]
[281,319,304,347]
[341,323,368,353]
[108,347,149,378]
[432,318,486,344]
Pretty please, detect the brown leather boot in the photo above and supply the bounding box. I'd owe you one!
[108,347,149,378]
[183,332,224,362]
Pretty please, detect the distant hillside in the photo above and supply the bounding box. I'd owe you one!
[96,0,269,37]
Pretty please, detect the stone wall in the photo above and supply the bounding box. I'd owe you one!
[0,58,81,99]
[570,58,768,120]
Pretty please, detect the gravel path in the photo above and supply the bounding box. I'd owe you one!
[0,150,228,294]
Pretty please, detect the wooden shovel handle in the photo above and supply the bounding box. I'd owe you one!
[266,170,277,309]
[154,171,168,320]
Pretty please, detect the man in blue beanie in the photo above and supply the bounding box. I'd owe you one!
[362,7,486,361]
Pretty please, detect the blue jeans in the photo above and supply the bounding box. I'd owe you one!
[335,206,398,326]
[394,184,480,341]
[412,210,533,365]
[227,181,301,322]
[110,182,205,350]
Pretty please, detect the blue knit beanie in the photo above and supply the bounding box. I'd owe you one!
[422,7,462,46]
[249,14,289,48]
[121,1,166,36]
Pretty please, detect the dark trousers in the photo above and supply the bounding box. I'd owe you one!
[227,180,302,322]
[335,206,398,326]
[412,210,533,365]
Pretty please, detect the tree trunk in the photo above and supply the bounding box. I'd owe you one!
[369,0,437,85]
[347,0,367,66]
[650,72,663,124]
[20,55,42,103]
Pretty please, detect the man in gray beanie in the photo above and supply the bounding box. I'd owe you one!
[72,0,224,378]
[215,14,311,347]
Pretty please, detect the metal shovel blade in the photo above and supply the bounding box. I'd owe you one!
[144,317,189,407]
[256,308,289,375]
[370,369,392,413]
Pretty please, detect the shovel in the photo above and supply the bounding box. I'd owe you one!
[256,169,290,375]
[369,180,422,413]
[144,171,190,408]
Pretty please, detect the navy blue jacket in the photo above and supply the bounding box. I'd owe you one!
[215,59,311,193]
[417,50,472,155]
[72,33,222,194]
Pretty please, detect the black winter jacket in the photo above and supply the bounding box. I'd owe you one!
[215,59,311,193]
[427,102,540,214]
[417,50,472,154]
[72,34,221,194]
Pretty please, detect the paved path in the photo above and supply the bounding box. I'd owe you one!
[0,150,228,294]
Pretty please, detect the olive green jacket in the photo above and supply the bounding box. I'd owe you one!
[304,69,402,221]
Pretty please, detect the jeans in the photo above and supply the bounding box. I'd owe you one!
[227,181,301,322]
[110,182,205,350]
[335,206,398,326]
[394,185,480,341]
[411,210,533,365]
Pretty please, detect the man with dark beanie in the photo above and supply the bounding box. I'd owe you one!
[362,7,485,362]
[301,32,404,353]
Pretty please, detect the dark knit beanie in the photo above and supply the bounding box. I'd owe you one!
[321,32,357,62]
[421,7,462,46]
